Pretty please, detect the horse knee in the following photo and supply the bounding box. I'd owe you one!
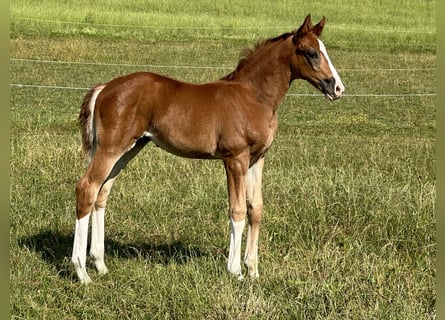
[248,203,263,224]
[229,206,247,222]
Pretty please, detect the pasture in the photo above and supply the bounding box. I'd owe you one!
[10,0,436,319]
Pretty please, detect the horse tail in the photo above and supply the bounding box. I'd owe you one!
[79,84,106,163]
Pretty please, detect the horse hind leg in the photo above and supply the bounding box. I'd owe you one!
[71,210,92,283]
[71,136,150,283]
[89,177,115,276]
[71,153,120,284]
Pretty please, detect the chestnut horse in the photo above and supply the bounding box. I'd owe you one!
[71,14,345,283]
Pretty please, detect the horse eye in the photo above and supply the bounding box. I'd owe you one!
[303,48,321,68]
[305,49,319,59]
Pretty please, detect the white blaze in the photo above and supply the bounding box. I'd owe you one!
[318,39,345,95]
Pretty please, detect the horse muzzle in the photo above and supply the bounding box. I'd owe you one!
[320,77,344,101]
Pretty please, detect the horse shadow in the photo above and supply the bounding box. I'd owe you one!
[18,229,212,280]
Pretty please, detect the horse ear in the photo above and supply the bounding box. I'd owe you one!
[312,16,326,37]
[294,14,313,41]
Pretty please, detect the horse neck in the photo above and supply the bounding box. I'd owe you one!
[235,40,293,112]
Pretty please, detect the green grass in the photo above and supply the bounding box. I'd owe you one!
[10,0,435,319]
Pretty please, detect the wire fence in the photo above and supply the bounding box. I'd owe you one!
[9,83,436,97]
[10,58,436,72]
[9,17,436,144]
[12,16,436,34]
[10,17,436,97]
[10,58,436,97]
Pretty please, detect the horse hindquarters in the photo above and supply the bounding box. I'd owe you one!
[72,81,151,283]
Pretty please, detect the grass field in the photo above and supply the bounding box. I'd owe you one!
[10,0,436,319]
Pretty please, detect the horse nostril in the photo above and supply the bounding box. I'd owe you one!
[335,85,345,96]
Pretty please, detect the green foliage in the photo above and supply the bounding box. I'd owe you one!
[10,0,435,319]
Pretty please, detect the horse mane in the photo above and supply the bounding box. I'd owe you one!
[221,32,295,81]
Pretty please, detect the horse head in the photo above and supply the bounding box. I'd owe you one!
[291,14,345,100]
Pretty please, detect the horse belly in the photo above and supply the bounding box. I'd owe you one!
[144,130,221,159]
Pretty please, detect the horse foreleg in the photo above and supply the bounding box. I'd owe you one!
[228,219,246,280]
[224,151,249,280]
[245,157,264,278]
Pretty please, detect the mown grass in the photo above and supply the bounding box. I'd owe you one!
[10,0,435,53]
[10,0,436,319]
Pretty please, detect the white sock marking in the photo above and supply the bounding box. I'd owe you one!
[227,218,246,280]
[90,208,108,275]
[71,213,92,284]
